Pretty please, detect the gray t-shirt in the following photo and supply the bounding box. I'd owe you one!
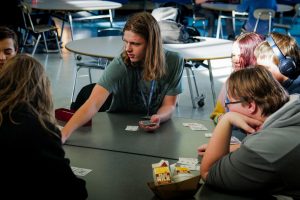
[98,50,184,115]
[206,95,300,198]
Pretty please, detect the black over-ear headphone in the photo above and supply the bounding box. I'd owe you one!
[266,36,298,79]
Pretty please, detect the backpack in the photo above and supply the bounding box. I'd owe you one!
[70,83,113,112]
[152,6,201,44]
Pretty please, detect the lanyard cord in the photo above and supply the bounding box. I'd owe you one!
[137,71,156,116]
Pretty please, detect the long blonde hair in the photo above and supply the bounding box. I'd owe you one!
[122,12,166,81]
[0,54,56,134]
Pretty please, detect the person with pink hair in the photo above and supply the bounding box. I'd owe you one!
[210,32,265,124]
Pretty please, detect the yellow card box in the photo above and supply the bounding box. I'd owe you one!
[153,166,171,185]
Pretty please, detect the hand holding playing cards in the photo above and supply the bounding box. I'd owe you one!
[139,114,160,132]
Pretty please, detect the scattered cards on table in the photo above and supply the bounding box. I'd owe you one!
[182,122,208,131]
[125,125,139,131]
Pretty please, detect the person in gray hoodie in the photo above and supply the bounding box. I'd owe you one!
[200,65,300,199]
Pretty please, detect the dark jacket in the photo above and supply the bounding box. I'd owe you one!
[0,106,88,199]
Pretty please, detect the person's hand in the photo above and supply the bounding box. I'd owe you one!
[198,143,208,156]
[225,112,263,134]
[138,114,160,132]
[60,128,69,144]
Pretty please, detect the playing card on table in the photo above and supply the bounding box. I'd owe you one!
[182,122,200,127]
[125,125,139,131]
[205,133,213,138]
[177,157,200,171]
[189,124,208,131]
[182,122,208,131]
[178,157,198,165]
[71,166,92,177]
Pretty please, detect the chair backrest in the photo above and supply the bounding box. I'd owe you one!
[232,10,248,33]
[19,2,35,31]
[295,3,300,17]
[291,3,300,24]
[253,8,275,35]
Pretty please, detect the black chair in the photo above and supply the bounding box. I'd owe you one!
[71,28,123,103]
[19,1,62,57]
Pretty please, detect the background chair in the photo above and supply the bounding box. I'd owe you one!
[71,28,123,103]
[231,10,248,35]
[191,0,207,36]
[19,2,62,57]
[216,11,248,39]
[253,8,275,35]
[273,3,300,36]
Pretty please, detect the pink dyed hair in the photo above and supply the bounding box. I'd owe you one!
[236,32,265,69]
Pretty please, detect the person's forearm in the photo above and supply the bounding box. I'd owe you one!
[201,115,232,180]
[156,104,176,123]
[61,101,99,142]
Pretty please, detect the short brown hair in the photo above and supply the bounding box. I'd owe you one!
[227,65,289,117]
[0,26,18,51]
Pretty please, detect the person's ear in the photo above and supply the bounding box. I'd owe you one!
[247,101,257,114]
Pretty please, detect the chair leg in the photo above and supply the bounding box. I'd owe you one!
[32,34,41,56]
[88,68,92,83]
[191,68,200,98]
[53,31,63,58]
[21,31,29,53]
[202,20,206,37]
[185,66,197,108]
[254,18,259,32]
[42,32,49,53]
[71,66,80,103]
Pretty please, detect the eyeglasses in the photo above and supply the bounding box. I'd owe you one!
[224,99,245,108]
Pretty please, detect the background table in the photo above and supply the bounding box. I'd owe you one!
[30,0,122,40]
[64,113,214,159]
[65,36,233,106]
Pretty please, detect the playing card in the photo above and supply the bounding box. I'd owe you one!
[71,166,92,177]
[189,124,208,131]
[205,133,213,138]
[125,126,139,131]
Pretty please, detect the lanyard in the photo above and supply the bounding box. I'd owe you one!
[140,80,155,116]
[137,70,156,116]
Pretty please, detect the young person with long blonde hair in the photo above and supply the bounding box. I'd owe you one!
[62,12,184,142]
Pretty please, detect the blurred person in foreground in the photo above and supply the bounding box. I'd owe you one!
[0,54,88,199]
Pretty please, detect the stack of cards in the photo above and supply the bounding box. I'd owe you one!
[182,122,208,131]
